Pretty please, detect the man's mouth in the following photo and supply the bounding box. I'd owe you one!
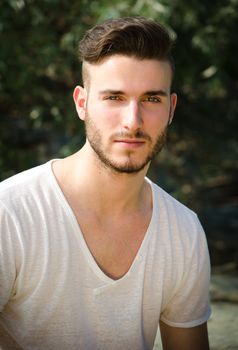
[114,139,146,148]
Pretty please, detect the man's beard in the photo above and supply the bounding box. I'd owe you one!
[85,114,168,174]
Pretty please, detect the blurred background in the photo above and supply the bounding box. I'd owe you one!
[0,0,238,348]
[1,0,237,273]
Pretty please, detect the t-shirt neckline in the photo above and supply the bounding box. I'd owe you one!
[47,159,157,284]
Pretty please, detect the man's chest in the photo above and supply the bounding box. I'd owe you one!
[74,211,151,280]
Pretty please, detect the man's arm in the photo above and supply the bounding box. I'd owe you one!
[159,321,210,350]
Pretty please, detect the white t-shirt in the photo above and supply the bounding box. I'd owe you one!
[0,161,211,350]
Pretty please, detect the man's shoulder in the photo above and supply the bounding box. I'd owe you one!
[149,179,204,240]
[0,161,53,201]
[150,179,196,218]
[149,179,207,252]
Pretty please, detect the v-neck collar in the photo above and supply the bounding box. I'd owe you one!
[48,160,157,284]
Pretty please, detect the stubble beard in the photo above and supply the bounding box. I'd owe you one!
[85,114,168,174]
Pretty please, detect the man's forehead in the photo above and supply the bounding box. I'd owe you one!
[84,55,171,69]
[82,55,173,90]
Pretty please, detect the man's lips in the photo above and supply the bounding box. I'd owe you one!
[114,139,145,143]
[114,139,146,148]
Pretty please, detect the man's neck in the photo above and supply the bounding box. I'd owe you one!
[52,145,151,217]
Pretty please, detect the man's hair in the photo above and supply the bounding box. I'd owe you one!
[78,17,175,86]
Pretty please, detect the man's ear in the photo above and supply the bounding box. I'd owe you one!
[168,92,177,125]
[73,86,87,120]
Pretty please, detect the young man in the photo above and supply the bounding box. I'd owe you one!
[0,17,211,349]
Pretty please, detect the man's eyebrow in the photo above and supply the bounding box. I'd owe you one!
[144,90,168,97]
[99,90,124,95]
[99,89,169,96]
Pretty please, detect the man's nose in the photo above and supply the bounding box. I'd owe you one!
[121,101,143,131]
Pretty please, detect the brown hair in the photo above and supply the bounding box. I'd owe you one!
[79,17,175,85]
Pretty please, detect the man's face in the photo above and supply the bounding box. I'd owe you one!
[76,55,177,174]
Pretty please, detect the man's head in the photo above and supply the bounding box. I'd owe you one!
[74,17,177,175]
[78,17,175,88]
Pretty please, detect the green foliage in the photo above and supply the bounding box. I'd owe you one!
[163,0,238,207]
[0,0,237,205]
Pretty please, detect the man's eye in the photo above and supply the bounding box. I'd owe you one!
[106,95,121,101]
[144,96,161,103]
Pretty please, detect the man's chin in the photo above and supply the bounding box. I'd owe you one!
[104,159,150,174]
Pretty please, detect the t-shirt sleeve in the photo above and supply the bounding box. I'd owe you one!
[160,215,211,328]
[0,202,18,312]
